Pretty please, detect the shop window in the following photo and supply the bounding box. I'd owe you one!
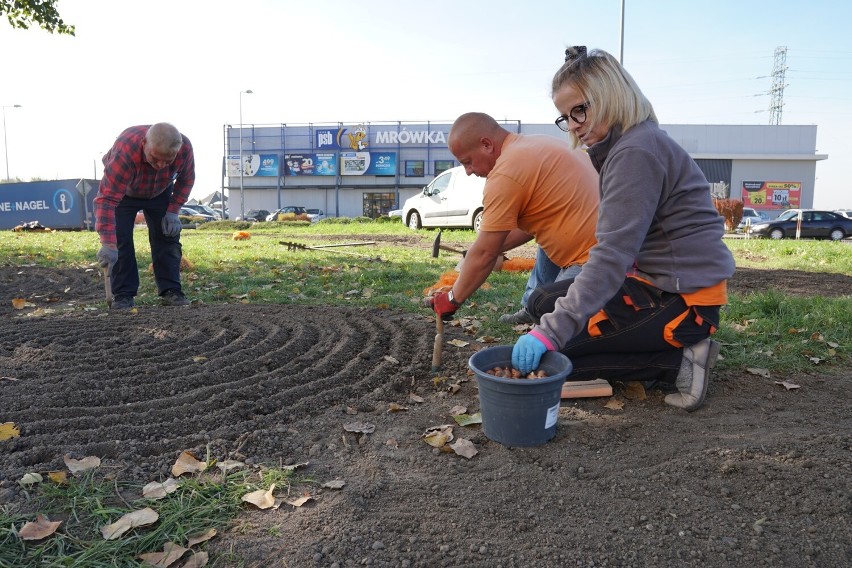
[405,160,425,177]
[363,192,397,219]
[435,160,455,175]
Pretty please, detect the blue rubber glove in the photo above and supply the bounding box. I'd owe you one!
[161,212,182,237]
[512,333,548,374]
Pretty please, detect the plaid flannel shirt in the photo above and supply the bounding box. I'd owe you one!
[94,125,195,247]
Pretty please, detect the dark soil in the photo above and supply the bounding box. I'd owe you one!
[1,258,850,567]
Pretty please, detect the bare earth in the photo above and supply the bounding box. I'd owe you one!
[0,256,850,567]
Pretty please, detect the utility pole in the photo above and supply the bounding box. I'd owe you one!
[768,46,788,125]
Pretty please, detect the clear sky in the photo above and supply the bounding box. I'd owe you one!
[1,0,849,208]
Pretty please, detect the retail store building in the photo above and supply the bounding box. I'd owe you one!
[221,121,826,219]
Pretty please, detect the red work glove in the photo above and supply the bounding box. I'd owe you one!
[425,291,460,321]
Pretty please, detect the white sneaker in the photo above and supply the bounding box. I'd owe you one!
[665,338,721,412]
[499,308,534,324]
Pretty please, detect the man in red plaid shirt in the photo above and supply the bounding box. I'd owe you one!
[95,123,195,309]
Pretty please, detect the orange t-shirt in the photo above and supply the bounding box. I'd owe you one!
[481,133,599,268]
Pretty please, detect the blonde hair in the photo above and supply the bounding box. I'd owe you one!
[552,49,657,147]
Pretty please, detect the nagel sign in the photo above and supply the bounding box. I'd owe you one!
[0,180,97,230]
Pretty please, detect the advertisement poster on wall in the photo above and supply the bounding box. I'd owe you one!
[741,181,801,209]
[340,152,397,176]
[225,154,279,177]
[284,153,338,176]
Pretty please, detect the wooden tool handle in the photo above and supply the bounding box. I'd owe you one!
[431,317,444,371]
[102,266,113,305]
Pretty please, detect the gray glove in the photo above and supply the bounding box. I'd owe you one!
[97,245,118,268]
[162,212,182,237]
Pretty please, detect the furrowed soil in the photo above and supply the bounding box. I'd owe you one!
[1,244,850,567]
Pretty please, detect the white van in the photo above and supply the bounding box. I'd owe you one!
[401,166,485,231]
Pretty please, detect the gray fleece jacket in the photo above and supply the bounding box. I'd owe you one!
[535,120,736,350]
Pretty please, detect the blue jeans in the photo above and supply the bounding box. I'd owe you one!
[112,189,183,298]
[520,247,581,307]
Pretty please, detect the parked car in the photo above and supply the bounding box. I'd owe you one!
[236,209,271,222]
[306,208,326,223]
[748,209,852,241]
[266,206,307,221]
[388,208,402,218]
[736,207,768,232]
[834,209,852,219]
[183,203,223,220]
[178,207,216,223]
[401,166,485,231]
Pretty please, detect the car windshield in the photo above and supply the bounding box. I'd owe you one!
[776,210,800,221]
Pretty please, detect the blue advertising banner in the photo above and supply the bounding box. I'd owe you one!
[0,180,97,230]
[340,152,396,176]
[225,154,279,177]
[284,153,338,176]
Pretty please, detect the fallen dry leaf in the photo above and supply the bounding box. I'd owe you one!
[0,422,20,441]
[452,413,482,427]
[64,455,101,475]
[343,421,375,434]
[19,472,43,485]
[774,380,801,390]
[137,542,188,567]
[281,461,309,472]
[142,478,180,500]
[11,298,26,310]
[322,479,346,490]
[192,356,208,363]
[449,405,468,416]
[216,460,245,474]
[101,507,159,540]
[186,528,217,547]
[242,485,276,509]
[285,494,315,507]
[387,403,408,413]
[180,551,209,568]
[19,514,62,540]
[447,339,469,347]
[447,383,461,394]
[603,398,625,410]
[408,394,425,404]
[171,451,207,477]
[383,355,399,364]
[385,438,399,449]
[746,367,771,378]
[345,406,358,415]
[423,425,454,447]
[623,381,647,401]
[47,471,68,485]
[450,438,478,459]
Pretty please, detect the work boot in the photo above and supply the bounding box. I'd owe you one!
[161,289,190,306]
[665,338,721,412]
[499,308,535,324]
[111,296,135,310]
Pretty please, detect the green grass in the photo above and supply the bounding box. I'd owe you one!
[0,466,297,567]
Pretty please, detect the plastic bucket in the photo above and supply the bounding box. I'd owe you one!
[468,345,572,447]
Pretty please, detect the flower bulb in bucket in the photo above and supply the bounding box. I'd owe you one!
[468,345,572,447]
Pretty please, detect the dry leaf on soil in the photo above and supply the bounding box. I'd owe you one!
[387,403,408,413]
[604,398,625,410]
[186,528,217,547]
[447,339,469,347]
[19,472,43,485]
[409,393,425,403]
[0,422,20,440]
[383,355,399,364]
[322,479,346,490]
[423,425,454,447]
[142,478,180,500]
[774,380,801,390]
[47,471,68,484]
[343,422,375,434]
[63,455,101,475]
[11,298,26,310]
[180,551,209,568]
[281,461,309,472]
[450,438,478,459]
[101,507,159,540]
[449,405,467,416]
[746,367,771,378]
[285,494,315,507]
[216,460,245,474]
[171,451,207,477]
[19,514,62,540]
[137,542,189,567]
[242,485,276,509]
[452,413,482,427]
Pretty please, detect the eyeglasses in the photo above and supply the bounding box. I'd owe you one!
[555,101,591,131]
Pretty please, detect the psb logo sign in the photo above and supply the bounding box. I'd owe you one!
[53,189,74,214]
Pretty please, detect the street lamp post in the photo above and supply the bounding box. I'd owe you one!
[2,104,22,182]
[239,89,253,220]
